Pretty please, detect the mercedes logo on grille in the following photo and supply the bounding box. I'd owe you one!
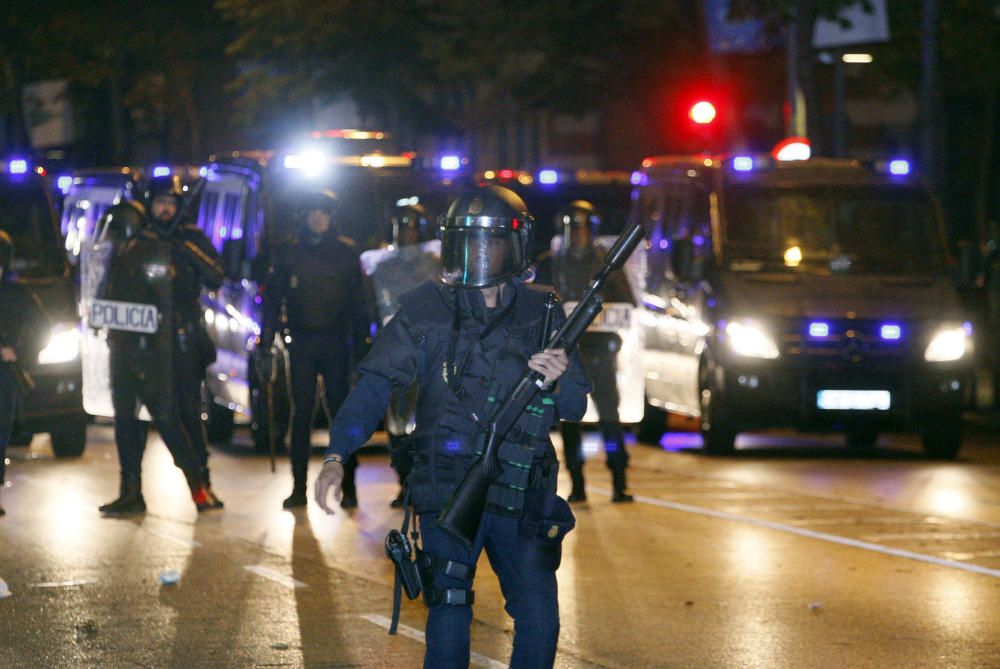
[841,334,868,362]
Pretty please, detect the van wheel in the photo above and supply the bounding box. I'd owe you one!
[845,428,878,450]
[50,418,87,458]
[921,416,962,459]
[699,369,736,455]
[635,400,668,445]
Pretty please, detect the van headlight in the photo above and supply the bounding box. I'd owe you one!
[924,324,971,362]
[725,320,780,359]
[38,323,81,365]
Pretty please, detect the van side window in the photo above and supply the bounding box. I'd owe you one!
[664,180,712,272]
[638,186,668,298]
[198,190,221,251]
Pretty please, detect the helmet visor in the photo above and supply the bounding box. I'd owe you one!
[441,226,522,287]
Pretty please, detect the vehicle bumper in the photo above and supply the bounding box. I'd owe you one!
[18,363,86,431]
[720,357,973,431]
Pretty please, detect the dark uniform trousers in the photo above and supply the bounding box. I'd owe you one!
[288,330,357,494]
[0,365,14,484]
[110,346,202,488]
[561,335,628,473]
[175,324,215,482]
[420,506,560,669]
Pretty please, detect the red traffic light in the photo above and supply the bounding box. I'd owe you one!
[689,101,717,125]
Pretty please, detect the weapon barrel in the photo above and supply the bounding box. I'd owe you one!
[437,222,645,546]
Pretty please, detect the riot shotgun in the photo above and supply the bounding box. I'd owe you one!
[437,222,645,546]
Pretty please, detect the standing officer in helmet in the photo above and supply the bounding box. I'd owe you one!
[363,202,440,507]
[315,185,590,668]
[534,200,635,503]
[97,178,225,515]
[259,189,367,510]
[0,231,48,516]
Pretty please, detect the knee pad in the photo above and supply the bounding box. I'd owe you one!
[416,549,476,607]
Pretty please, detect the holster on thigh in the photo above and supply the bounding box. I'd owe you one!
[416,549,476,607]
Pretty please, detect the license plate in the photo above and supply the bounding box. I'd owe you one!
[563,301,632,332]
[89,299,159,334]
[816,390,891,411]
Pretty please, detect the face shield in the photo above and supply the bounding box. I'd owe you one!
[440,217,527,288]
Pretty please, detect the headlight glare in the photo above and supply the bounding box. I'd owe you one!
[725,320,780,359]
[924,326,969,362]
[37,323,81,365]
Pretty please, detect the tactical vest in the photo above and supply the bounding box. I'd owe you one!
[389,281,559,516]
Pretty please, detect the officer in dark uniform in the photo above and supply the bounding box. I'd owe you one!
[315,185,591,668]
[0,231,48,517]
[259,190,367,510]
[368,203,440,507]
[534,200,635,503]
[98,181,225,515]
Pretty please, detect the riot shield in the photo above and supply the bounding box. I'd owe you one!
[360,240,440,437]
[550,234,646,424]
[83,233,174,419]
[360,240,441,325]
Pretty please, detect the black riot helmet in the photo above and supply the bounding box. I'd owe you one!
[556,200,601,252]
[439,185,533,288]
[143,173,185,234]
[389,202,430,248]
[0,229,13,280]
[295,189,339,242]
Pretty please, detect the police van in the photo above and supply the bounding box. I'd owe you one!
[196,138,469,449]
[1,158,87,456]
[631,153,973,458]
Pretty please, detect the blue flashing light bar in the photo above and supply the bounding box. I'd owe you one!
[732,156,754,172]
[152,166,171,177]
[808,321,830,338]
[888,159,910,176]
[439,155,461,171]
[880,324,901,340]
[538,169,558,184]
[199,166,208,177]
[8,159,28,174]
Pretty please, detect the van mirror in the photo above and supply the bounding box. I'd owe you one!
[671,238,696,282]
[221,238,245,280]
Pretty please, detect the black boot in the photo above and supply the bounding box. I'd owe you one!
[567,468,587,503]
[283,463,308,509]
[611,465,633,503]
[99,476,146,515]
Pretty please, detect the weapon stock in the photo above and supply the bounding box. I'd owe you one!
[437,223,644,546]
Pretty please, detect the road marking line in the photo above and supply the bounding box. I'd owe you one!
[30,579,96,588]
[859,531,1000,542]
[360,613,507,669]
[244,565,308,589]
[144,528,202,548]
[590,488,1000,579]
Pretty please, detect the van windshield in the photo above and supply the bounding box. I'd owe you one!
[0,182,63,277]
[722,184,946,274]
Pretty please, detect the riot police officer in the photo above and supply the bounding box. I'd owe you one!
[315,185,591,668]
[534,200,635,503]
[365,202,440,507]
[0,231,47,517]
[259,190,367,510]
[98,180,225,515]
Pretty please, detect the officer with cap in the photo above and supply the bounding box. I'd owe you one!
[534,200,635,503]
[259,189,367,510]
[97,178,225,515]
[315,185,591,668]
[0,230,48,517]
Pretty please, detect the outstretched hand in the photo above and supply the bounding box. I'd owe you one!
[314,460,344,515]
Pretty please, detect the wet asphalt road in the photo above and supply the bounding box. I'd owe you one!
[2,420,1000,668]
